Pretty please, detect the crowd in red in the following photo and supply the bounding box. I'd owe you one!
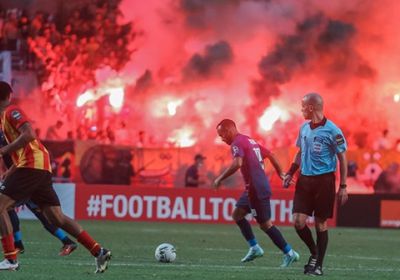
[0,0,133,115]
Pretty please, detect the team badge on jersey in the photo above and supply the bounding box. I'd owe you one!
[232,145,239,156]
[335,134,345,145]
[11,110,22,120]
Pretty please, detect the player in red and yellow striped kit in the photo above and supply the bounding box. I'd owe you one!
[0,81,111,272]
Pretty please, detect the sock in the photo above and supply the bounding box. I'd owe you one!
[1,234,17,261]
[248,238,258,247]
[77,230,101,257]
[316,230,328,267]
[283,244,293,255]
[296,226,317,257]
[14,240,24,251]
[13,231,22,242]
[264,226,289,253]
[13,231,24,250]
[54,228,67,241]
[8,209,20,233]
[236,219,256,247]
[61,236,75,245]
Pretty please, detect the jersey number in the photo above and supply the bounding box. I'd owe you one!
[253,147,265,170]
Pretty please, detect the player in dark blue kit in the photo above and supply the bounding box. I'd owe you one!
[0,130,77,256]
[213,119,299,266]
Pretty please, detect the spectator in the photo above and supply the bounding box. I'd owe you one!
[135,130,147,171]
[114,121,130,145]
[1,3,134,132]
[106,125,115,144]
[0,12,5,49]
[136,130,146,148]
[87,125,98,140]
[395,139,400,152]
[67,130,74,140]
[185,154,206,187]
[374,163,400,193]
[30,11,43,37]
[373,129,391,150]
[2,11,19,51]
[347,161,358,178]
[45,120,63,140]
[76,124,87,140]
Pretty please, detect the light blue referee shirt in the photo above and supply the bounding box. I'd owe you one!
[296,118,347,176]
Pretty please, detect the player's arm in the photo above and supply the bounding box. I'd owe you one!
[0,151,16,180]
[213,157,242,189]
[0,163,16,181]
[264,151,284,179]
[283,150,301,188]
[336,151,348,206]
[0,123,36,157]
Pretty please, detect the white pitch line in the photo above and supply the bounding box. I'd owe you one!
[18,260,400,273]
[20,241,400,263]
[327,254,400,262]
[140,228,233,235]
[200,248,400,261]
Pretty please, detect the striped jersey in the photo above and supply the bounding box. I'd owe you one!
[1,105,51,172]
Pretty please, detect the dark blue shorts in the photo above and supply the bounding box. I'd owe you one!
[236,191,271,223]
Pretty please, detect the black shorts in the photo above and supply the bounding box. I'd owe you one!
[236,191,271,224]
[293,173,336,219]
[1,168,60,208]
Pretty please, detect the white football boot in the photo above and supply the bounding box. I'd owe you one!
[95,248,112,273]
[241,245,264,262]
[0,259,19,271]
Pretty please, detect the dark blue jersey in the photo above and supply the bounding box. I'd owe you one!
[185,164,199,187]
[231,133,272,198]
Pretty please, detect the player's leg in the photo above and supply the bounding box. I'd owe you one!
[292,175,318,272]
[305,217,328,276]
[234,192,263,262]
[7,208,24,254]
[0,195,19,270]
[41,205,111,272]
[25,201,77,256]
[0,168,38,270]
[293,212,317,271]
[306,173,336,276]
[255,198,299,267]
[31,169,110,273]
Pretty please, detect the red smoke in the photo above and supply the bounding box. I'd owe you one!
[19,0,400,148]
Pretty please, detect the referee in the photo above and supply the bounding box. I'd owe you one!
[283,93,348,276]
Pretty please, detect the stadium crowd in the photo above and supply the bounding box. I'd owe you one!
[0,0,133,124]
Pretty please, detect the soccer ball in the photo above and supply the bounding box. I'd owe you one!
[155,243,176,263]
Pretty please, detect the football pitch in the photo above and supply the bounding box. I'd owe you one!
[2,220,399,280]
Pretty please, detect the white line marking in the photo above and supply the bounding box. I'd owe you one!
[19,260,400,273]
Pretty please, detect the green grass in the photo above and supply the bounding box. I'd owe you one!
[2,221,400,279]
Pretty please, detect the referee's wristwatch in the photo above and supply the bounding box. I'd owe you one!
[339,184,347,189]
